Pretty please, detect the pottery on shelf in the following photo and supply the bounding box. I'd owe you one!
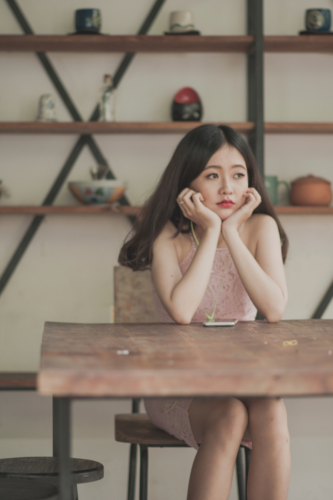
[290,174,332,206]
[68,180,127,205]
[171,87,203,121]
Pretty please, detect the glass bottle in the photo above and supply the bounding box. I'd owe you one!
[99,74,116,122]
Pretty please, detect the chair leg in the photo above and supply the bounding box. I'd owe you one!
[72,484,79,500]
[127,399,141,500]
[139,445,148,500]
[127,443,138,500]
[245,448,252,485]
[236,446,246,500]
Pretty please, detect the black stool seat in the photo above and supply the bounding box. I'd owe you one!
[0,457,104,485]
[0,478,58,500]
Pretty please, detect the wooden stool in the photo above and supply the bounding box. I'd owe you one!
[0,478,59,500]
[115,413,251,500]
[0,457,104,500]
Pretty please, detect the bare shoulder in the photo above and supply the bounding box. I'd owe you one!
[242,214,279,254]
[248,213,279,235]
[153,221,191,263]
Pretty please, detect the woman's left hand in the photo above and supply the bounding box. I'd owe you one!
[222,187,261,236]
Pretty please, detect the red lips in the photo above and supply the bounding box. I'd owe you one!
[218,200,234,208]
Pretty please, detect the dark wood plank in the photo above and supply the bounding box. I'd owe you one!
[1,206,333,216]
[265,35,333,53]
[115,413,187,445]
[0,457,103,484]
[0,206,140,216]
[0,372,37,390]
[0,35,253,53]
[265,123,333,134]
[0,122,255,134]
[38,320,333,398]
[275,206,333,214]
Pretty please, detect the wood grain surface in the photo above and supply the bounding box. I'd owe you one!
[38,320,333,398]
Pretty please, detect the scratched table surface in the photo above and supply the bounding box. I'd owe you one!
[38,320,333,398]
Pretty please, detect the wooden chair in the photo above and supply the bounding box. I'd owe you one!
[0,477,59,500]
[114,266,251,500]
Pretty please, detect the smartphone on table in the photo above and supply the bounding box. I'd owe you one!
[203,319,238,327]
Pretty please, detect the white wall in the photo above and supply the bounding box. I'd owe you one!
[1,1,333,499]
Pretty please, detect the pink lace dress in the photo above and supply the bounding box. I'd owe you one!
[144,235,257,450]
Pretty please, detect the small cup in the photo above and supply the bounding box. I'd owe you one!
[169,11,195,33]
[36,94,57,122]
[75,9,102,33]
[305,9,331,32]
[265,176,289,205]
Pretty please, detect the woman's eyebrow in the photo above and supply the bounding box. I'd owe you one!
[204,164,246,170]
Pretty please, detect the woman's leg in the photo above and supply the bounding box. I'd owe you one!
[187,397,248,500]
[243,398,290,500]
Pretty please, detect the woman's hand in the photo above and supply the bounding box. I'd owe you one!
[177,188,221,231]
[222,187,261,236]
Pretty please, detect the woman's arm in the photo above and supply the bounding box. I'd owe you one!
[223,208,288,323]
[152,190,221,324]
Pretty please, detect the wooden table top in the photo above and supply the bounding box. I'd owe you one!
[38,320,333,398]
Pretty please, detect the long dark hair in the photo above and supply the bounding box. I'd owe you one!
[119,124,289,269]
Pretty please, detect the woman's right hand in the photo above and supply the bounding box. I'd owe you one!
[177,188,221,231]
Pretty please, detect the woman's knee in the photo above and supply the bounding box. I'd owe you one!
[248,398,289,444]
[203,398,248,443]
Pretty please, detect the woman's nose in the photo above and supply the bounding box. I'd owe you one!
[219,178,233,194]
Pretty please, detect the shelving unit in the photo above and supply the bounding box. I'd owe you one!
[1,0,332,317]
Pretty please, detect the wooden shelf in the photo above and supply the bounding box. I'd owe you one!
[0,122,255,134]
[265,123,333,134]
[1,206,332,215]
[2,122,333,135]
[1,35,333,53]
[0,35,253,53]
[265,35,333,53]
[0,206,141,215]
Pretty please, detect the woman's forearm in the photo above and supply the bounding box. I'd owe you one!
[224,229,287,322]
[169,227,220,323]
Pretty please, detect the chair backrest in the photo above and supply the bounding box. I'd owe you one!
[114,266,158,323]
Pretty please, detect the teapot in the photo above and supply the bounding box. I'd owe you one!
[290,174,332,206]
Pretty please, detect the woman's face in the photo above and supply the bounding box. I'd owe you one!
[189,144,249,220]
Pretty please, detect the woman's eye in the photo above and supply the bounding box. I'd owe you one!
[207,173,218,179]
[234,173,245,179]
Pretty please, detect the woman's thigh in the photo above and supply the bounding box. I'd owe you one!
[189,397,250,444]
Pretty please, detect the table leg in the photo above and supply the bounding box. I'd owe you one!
[54,397,73,500]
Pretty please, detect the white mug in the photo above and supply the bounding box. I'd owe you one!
[169,11,195,33]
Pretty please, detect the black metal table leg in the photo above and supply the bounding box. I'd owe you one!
[56,397,73,500]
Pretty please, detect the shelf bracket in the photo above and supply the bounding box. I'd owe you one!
[0,0,166,297]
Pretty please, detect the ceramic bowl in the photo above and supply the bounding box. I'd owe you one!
[68,180,127,205]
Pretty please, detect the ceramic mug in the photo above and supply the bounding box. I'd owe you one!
[169,11,195,33]
[265,176,290,205]
[75,9,102,33]
[305,9,331,32]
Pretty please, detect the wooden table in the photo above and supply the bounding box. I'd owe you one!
[38,319,333,500]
